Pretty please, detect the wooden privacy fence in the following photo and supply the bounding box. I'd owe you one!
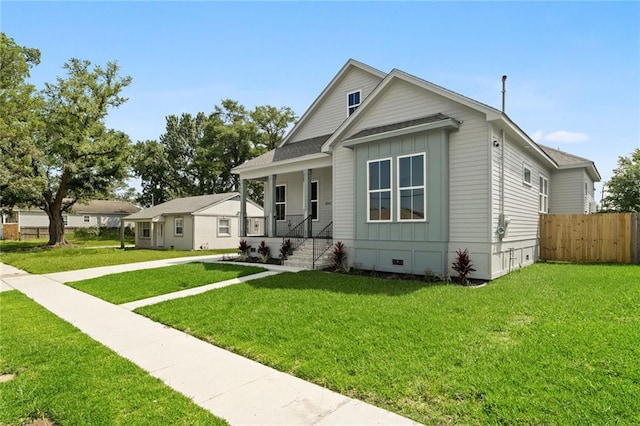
[539,213,640,264]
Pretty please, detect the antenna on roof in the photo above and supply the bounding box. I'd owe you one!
[501,75,507,113]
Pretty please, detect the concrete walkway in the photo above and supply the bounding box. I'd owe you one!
[0,258,419,425]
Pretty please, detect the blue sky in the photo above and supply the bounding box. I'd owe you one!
[3,1,639,198]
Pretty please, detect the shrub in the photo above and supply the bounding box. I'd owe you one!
[238,239,251,261]
[452,249,476,285]
[74,227,100,238]
[257,240,270,263]
[280,239,293,260]
[333,241,348,272]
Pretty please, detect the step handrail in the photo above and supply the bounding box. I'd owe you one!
[312,222,333,269]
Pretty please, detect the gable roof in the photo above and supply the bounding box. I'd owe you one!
[539,144,601,181]
[279,59,386,146]
[70,200,139,215]
[124,193,240,221]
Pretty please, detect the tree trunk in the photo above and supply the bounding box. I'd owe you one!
[46,206,69,246]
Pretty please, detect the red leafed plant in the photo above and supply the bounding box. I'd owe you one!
[452,249,476,285]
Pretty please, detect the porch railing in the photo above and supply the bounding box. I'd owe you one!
[312,222,333,269]
[283,216,312,251]
[246,216,266,236]
[276,215,305,237]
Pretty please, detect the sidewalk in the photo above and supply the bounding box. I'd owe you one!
[1,258,419,425]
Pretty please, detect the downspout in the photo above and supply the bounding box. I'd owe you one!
[498,76,507,239]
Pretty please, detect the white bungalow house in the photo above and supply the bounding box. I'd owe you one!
[232,59,600,280]
[124,193,263,251]
[6,200,139,231]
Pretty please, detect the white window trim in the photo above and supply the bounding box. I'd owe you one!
[397,153,427,222]
[63,215,69,226]
[83,215,90,223]
[139,222,151,239]
[539,175,549,213]
[275,184,286,222]
[217,217,231,237]
[523,165,532,186]
[310,180,319,221]
[367,157,393,223]
[174,217,184,237]
[347,89,361,116]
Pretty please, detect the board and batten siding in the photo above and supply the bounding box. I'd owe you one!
[291,68,383,142]
[345,78,491,244]
[348,130,450,275]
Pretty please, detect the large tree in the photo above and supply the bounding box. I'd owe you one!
[602,148,640,212]
[1,37,133,245]
[132,100,297,206]
[0,33,45,210]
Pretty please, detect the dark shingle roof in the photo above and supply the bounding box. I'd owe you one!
[346,113,454,140]
[538,144,592,166]
[236,134,331,169]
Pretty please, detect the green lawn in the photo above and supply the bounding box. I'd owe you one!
[68,262,267,304]
[136,263,640,425]
[0,245,236,274]
[0,291,227,425]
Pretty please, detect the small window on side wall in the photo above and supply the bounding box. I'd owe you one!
[83,215,90,223]
[174,217,184,236]
[218,218,230,236]
[523,166,532,186]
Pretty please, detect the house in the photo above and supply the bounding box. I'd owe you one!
[124,193,263,251]
[6,200,139,232]
[232,59,600,280]
[538,145,600,213]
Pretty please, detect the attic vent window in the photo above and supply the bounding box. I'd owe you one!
[348,90,361,116]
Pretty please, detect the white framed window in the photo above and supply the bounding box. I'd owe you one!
[539,176,549,213]
[139,222,150,238]
[218,218,230,236]
[174,217,183,236]
[398,153,426,221]
[347,90,361,116]
[523,165,532,186]
[311,181,319,221]
[63,215,69,226]
[275,185,286,221]
[83,215,90,223]
[367,158,392,222]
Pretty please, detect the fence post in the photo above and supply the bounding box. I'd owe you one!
[632,212,639,265]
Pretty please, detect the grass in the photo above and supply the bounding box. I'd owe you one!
[67,262,267,304]
[0,291,227,425]
[0,245,236,274]
[136,263,640,425]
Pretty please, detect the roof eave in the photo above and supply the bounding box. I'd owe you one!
[343,118,460,148]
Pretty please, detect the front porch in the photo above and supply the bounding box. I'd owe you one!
[238,167,334,269]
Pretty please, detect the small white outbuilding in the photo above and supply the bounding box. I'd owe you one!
[125,193,263,251]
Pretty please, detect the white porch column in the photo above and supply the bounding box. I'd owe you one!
[303,169,312,238]
[240,179,247,237]
[268,174,277,237]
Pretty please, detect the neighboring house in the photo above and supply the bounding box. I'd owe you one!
[7,200,139,230]
[232,59,600,280]
[538,145,600,213]
[124,193,263,251]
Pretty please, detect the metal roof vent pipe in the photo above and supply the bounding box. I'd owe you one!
[501,75,507,113]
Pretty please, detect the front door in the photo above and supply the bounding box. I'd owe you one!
[156,223,164,247]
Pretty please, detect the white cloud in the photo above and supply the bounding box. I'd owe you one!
[530,130,589,144]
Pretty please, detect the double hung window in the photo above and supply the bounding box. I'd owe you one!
[368,159,392,222]
[311,181,318,220]
[398,154,426,221]
[275,185,286,221]
[348,91,361,116]
[174,217,183,236]
[539,176,549,213]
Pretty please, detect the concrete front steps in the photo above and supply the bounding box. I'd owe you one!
[284,238,333,270]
